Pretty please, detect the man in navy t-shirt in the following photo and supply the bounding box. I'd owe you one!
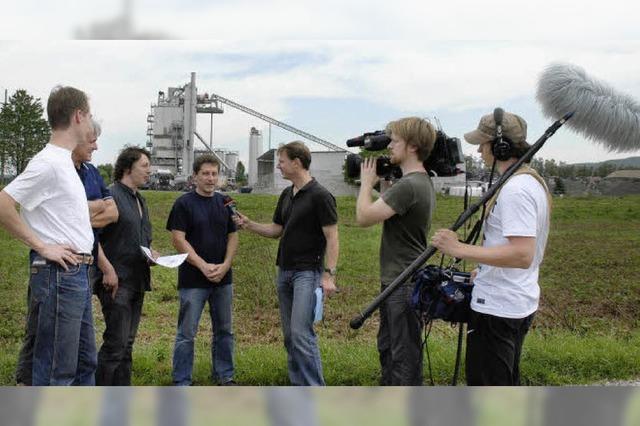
[166,154,239,385]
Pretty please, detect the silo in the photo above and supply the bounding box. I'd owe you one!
[212,148,226,173]
[248,127,263,187]
[225,151,239,178]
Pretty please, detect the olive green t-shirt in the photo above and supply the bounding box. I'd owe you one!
[380,172,435,286]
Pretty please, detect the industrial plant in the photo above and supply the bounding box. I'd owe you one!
[145,72,469,196]
[145,72,355,194]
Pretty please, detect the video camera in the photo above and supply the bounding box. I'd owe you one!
[344,128,465,180]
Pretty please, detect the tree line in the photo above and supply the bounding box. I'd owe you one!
[465,155,637,181]
[0,90,50,182]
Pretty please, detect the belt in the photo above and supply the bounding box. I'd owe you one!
[73,253,94,265]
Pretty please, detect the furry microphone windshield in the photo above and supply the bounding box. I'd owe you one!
[536,62,640,153]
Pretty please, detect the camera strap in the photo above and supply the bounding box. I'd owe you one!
[484,164,552,221]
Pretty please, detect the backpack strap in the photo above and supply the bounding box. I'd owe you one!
[484,165,552,220]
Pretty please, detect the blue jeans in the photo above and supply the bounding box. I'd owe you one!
[29,253,97,386]
[276,268,325,386]
[172,285,235,385]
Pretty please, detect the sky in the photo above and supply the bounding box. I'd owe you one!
[1,2,640,168]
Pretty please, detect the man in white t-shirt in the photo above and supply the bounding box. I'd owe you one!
[431,110,550,385]
[0,86,97,385]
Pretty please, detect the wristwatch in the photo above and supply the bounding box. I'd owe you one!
[323,267,337,277]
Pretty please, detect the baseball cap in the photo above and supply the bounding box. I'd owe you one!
[464,111,528,145]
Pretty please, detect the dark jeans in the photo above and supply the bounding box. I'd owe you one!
[96,286,145,385]
[17,264,100,385]
[465,310,535,385]
[24,253,97,386]
[16,285,36,385]
[377,282,423,385]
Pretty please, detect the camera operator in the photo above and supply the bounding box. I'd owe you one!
[356,117,437,385]
[431,111,551,386]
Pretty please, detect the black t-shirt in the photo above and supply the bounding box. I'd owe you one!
[166,191,237,288]
[273,178,337,270]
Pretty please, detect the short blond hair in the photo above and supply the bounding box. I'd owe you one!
[385,117,437,161]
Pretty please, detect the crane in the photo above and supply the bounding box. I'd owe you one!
[206,92,346,152]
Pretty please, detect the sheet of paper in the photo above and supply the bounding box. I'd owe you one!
[140,246,188,268]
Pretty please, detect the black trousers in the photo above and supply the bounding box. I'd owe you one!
[377,283,423,385]
[96,286,145,386]
[465,310,534,385]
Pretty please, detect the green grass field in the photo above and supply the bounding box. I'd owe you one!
[1,192,639,385]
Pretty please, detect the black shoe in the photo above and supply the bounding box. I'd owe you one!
[220,379,237,386]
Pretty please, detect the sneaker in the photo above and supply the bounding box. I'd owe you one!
[220,379,237,386]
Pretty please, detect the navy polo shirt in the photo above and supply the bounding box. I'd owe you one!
[166,191,237,288]
[76,162,111,256]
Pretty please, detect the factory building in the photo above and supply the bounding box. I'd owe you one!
[254,148,356,196]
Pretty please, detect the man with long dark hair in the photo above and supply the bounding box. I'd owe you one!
[95,146,157,385]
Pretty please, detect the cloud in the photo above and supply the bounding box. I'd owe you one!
[1,40,639,165]
[3,0,640,39]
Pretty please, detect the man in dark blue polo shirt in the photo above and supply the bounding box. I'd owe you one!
[235,141,339,386]
[166,154,239,385]
[15,118,118,385]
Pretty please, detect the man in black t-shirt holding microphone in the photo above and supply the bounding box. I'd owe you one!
[234,141,339,386]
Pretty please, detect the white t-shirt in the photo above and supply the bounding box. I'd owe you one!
[4,143,94,253]
[471,174,550,319]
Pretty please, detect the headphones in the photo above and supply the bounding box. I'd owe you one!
[491,107,514,161]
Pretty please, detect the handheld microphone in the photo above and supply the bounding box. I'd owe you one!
[536,62,640,152]
[222,195,238,217]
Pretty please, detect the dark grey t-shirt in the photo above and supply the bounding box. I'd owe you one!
[380,172,435,286]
